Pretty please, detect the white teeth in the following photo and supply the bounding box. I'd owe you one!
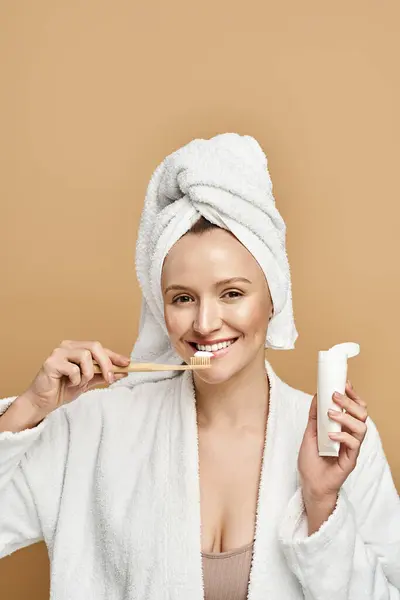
[195,339,236,352]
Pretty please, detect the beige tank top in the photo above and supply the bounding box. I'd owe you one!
[201,540,255,600]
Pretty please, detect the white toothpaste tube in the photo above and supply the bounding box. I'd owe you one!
[317,342,360,457]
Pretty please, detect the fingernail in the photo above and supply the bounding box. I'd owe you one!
[108,371,115,384]
[333,392,341,399]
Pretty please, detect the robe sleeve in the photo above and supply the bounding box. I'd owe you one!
[0,396,57,558]
[278,417,400,599]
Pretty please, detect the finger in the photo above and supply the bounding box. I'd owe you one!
[59,342,129,384]
[328,431,361,463]
[88,343,131,383]
[332,392,368,423]
[55,348,97,388]
[57,360,82,387]
[86,372,128,391]
[60,342,130,366]
[85,341,116,384]
[103,348,131,366]
[306,394,318,434]
[44,354,82,386]
[114,373,128,381]
[345,381,368,408]
[309,394,317,419]
[58,341,111,383]
[78,350,127,388]
[76,349,95,388]
[327,409,368,442]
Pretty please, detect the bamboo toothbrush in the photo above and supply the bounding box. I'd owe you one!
[93,355,212,373]
[56,354,212,407]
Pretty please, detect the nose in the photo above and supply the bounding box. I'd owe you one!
[193,299,222,336]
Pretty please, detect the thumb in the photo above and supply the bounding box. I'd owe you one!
[86,373,128,391]
[307,394,318,435]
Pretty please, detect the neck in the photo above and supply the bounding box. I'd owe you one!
[193,351,270,430]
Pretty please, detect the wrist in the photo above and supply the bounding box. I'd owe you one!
[18,390,52,422]
[302,489,339,536]
[301,486,339,508]
[0,393,49,432]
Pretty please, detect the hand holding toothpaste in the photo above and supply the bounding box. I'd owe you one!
[298,343,368,508]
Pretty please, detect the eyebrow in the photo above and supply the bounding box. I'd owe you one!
[164,277,252,294]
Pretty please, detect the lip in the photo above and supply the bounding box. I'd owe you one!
[209,340,238,358]
[185,337,239,359]
[188,336,238,346]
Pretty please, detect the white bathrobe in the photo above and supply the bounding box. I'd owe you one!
[1,359,399,599]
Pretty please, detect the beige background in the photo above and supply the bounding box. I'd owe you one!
[1,1,399,597]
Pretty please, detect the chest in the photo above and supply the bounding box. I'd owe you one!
[49,387,305,600]
[198,427,266,553]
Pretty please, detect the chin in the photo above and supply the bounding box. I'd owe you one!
[193,361,246,385]
[194,371,231,385]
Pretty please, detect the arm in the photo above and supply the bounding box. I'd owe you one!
[0,340,129,559]
[303,493,338,536]
[0,395,53,558]
[278,417,400,599]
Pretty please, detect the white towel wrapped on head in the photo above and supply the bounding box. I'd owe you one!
[115,132,298,389]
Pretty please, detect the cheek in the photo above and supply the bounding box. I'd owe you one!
[164,307,191,339]
[230,299,269,333]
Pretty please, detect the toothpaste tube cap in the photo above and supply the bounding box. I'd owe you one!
[318,342,360,362]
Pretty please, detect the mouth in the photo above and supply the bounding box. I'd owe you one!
[187,337,239,357]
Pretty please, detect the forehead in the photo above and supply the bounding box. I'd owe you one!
[161,228,263,283]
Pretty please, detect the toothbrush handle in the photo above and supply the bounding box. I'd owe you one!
[93,363,209,373]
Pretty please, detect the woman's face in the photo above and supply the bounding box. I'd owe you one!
[161,228,273,384]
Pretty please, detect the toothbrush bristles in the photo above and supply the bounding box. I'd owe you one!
[190,356,211,367]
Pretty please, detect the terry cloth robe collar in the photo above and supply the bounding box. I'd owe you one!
[163,358,303,599]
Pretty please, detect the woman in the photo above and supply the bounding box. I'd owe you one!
[0,133,399,600]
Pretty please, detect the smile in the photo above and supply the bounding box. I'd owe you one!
[189,338,239,352]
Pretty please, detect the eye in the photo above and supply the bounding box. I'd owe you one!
[172,295,193,304]
[223,290,243,299]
